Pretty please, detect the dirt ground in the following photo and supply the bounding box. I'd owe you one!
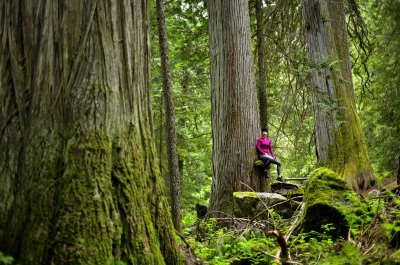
[361,177,398,196]
[180,244,204,265]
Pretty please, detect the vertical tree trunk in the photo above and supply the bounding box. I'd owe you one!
[207,0,263,217]
[302,0,375,191]
[397,156,400,185]
[155,0,182,233]
[256,0,268,129]
[0,1,182,264]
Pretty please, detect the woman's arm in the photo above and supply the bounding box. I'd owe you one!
[256,138,264,154]
[269,140,275,158]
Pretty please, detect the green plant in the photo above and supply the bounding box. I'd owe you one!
[193,219,278,264]
[344,194,378,239]
[0,252,13,265]
[267,209,288,233]
[382,190,400,243]
[289,224,362,264]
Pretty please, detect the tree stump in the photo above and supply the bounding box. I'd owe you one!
[295,167,361,240]
[233,192,300,219]
[254,160,271,191]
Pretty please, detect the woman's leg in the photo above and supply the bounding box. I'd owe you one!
[259,154,281,176]
[270,159,281,177]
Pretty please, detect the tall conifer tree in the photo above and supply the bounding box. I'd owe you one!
[207,0,264,217]
[302,0,375,190]
[0,1,182,263]
[155,0,182,233]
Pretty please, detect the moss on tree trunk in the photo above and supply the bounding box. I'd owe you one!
[0,1,182,264]
[302,0,375,191]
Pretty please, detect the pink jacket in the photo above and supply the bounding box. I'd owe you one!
[256,137,275,157]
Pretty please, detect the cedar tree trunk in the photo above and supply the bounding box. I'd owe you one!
[0,1,182,264]
[302,0,375,191]
[207,0,263,217]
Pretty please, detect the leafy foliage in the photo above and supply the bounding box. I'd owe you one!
[0,253,13,265]
[352,0,400,174]
[150,0,212,225]
[192,219,277,264]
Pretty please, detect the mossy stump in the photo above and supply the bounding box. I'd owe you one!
[254,160,271,192]
[233,192,300,219]
[296,167,361,239]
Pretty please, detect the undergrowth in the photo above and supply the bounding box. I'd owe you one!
[0,252,13,265]
[182,178,400,264]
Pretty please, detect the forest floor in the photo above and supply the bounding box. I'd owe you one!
[361,177,397,195]
[181,244,204,265]
[180,177,399,265]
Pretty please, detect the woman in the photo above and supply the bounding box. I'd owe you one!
[256,128,284,182]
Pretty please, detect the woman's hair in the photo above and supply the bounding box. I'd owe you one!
[261,128,268,133]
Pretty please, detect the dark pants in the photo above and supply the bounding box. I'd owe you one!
[259,154,281,176]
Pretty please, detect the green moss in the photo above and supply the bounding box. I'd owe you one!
[304,167,350,206]
[321,103,375,192]
[297,167,361,239]
[233,192,261,218]
[18,128,184,265]
[309,17,376,192]
[233,192,259,199]
[254,160,264,166]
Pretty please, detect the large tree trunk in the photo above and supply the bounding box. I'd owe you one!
[255,0,268,129]
[302,0,375,191]
[207,0,264,217]
[0,1,182,264]
[155,0,182,233]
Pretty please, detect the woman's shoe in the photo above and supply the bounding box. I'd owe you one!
[277,176,285,182]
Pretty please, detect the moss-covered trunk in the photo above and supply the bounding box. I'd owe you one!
[0,1,182,264]
[301,0,375,191]
[207,0,263,217]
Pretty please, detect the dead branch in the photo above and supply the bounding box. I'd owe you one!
[268,203,305,265]
[268,230,290,265]
[176,230,191,249]
[285,203,305,241]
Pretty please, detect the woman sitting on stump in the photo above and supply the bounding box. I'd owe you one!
[256,128,284,182]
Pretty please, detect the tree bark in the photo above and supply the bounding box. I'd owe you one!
[0,1,182,264]
[256,0,268,129]
[397,156,400,185]
[207,0,264,217]
[302,0,375,191]
[155,0,182,233]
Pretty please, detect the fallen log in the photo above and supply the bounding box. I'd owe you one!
[284,178,308,181]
